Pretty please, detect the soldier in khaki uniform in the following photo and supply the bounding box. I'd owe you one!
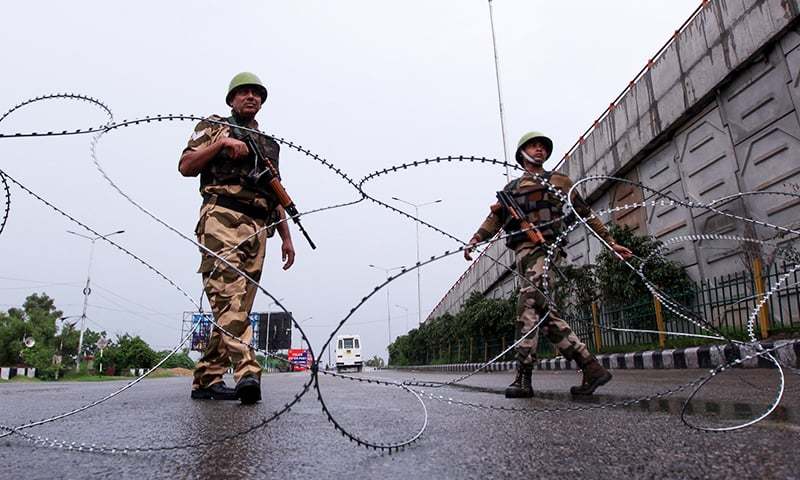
[179,72,296,404]
[465,132,632,398]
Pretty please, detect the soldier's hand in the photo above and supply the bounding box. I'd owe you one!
[464,237,480,261]
[219,137,249,159]
[611,243,633,260]
[281,238,296,270]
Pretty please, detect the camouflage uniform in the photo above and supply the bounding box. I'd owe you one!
[183,114,281,390]
[472,171,616,367]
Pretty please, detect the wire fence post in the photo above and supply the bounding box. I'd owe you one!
[653,296,666,349]
[752,256,770,339]
[591,302,603,352]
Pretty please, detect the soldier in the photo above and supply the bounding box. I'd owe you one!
[179,72,296,404]
[465,132,632,398]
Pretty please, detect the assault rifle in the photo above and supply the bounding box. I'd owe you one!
[240,133,317,250]
[492,190,545,246]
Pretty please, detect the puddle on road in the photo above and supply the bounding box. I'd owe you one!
[446,385,799,427]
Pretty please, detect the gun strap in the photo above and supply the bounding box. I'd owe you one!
[225,115,247,140]
[202,193,271,221]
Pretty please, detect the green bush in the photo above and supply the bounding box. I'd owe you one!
[389,226,696,365]
[157,349,195,369]
[389,293,516,366]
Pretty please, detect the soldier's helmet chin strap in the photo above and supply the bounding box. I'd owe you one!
[519,150,544,166]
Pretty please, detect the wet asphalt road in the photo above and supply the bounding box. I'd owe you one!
[1,368,798,480]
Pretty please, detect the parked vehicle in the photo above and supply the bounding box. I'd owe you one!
[335,335,362,372]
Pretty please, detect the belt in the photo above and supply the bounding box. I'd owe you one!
[202,193,270,221]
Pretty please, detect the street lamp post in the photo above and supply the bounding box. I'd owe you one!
[390,197,442,325]
[95,336,109,375]
[66,229,125,371]
[368,264,405,346]
[488,0,512,183]
[295,315,313,350]
[54,315,79,380]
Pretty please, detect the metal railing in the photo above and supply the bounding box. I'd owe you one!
[400,260,800,365]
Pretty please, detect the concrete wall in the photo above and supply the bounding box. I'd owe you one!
[428,241,516,319]
[428,0,800,321]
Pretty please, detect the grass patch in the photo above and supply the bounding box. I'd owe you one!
[0,376,41,383]
[59,373,131,382]
[57,368,183,382]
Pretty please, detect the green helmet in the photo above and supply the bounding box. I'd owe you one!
[515,131,553,165]
[226,72,268,106]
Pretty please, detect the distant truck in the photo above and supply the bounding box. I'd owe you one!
[335,335,362,372]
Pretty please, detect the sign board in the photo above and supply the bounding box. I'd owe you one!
[184,311,294,353]
[258,312,293,351]
[287,348,310,370]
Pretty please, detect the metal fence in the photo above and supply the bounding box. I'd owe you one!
[417,261,800,364]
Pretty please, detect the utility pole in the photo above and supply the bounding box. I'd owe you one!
[368,264,405,345]
[54,316,78,380]
[66,229,125,371]
[390,197,442,325]
[488,0,512,182]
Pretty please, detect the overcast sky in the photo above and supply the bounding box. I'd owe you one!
[0,1,700,362]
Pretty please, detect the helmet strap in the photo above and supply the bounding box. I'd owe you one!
[520,150,543,167]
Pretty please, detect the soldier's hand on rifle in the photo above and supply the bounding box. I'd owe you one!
[611,243,633,260]
[282,238,296,270]
[464,236,480,261]
[219,137,249,159]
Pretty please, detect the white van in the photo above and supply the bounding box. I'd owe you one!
[335,334,362,372]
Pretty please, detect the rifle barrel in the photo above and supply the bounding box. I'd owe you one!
[245,133,317,249]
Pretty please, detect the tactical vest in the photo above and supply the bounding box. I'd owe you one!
[503,172,566,249]
[199,115,281,201]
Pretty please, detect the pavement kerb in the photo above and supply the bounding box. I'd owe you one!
[386,339,799,373]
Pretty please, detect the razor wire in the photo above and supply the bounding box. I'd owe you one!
[0,93,798,455]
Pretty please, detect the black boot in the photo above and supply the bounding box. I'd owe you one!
[191,382,237,400]
[570,358,612,396]
[235,374,262,404]
[505,364,534,398]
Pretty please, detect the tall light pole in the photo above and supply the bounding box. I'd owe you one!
[488,0,512,182]
[391,197,442,325]
[54,315,79,380]
[66,229,125,371]
[368,263,405,346]
[294,316,313,350]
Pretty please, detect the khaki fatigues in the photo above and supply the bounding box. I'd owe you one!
[183,114,280,389]
[473,171,615,367]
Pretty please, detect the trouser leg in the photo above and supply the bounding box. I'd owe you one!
[203,267,263,383]
[192,206,267,387]
[192,325,228,389]
[514,248,592,365]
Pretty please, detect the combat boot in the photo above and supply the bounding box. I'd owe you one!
[235,374,262,404]
[505,364,534,398]
[190,382,237,400]
[570,358,612,396]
